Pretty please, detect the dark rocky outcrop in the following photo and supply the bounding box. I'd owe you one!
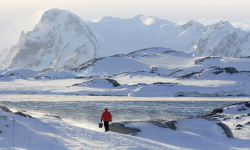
[212,108,223,114]
[0,105,13,113]
[236,124,243,128]
[194,57,220,64]
[45,114,62,120]
[196,66,238,78]
[164,121,177,130]
[180,72,198,79]
[14,111,33,118]
[245,103,250,108]
[1,105,33,118]
[216,123,234,138]
[0,115,8,119]
[105,79,120,87]
[109,121,168,135]
[223,67,238,74]
[109,123,141,135]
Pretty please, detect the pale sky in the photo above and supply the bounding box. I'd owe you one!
[1,0,250,51]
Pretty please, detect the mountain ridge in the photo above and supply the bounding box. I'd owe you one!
[1,9,99,71]
[1,8,250,71]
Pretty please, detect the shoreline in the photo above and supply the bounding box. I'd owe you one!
[0,94,250,101]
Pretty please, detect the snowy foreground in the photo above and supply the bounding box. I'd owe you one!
[1,102,250,149]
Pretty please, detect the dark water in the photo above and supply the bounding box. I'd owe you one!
[0,101,237,124]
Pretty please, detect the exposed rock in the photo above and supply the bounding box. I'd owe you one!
[0,115,8,119]
[246,121,250,125]
[212,108,223,114]
[237,107,246,111]
[14,111,33,118]
[164,121,177,130]
[181,72,198,79]
[236,124,243,128]
[0,105,13,113]
[0,130,2,133]
[109,123,141,134]
[194,57,220,64]
[223,67,238,74]
[105,79,120,87]
[245,103,250,108]
[109,121,168,135]
[45,114,62,120]
[216,123,234,138]
[223,117,231,121]
[152,82,177,86]
[201,113,214,117]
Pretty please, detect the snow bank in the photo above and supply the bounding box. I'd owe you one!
[204,102,250,140]
[1,102,250,149]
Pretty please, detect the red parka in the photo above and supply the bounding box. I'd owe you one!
[101,108,112,122]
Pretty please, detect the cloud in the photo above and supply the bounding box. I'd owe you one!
[232,21,250,31]
[0,8,50,51]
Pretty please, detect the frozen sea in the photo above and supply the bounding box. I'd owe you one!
[1,95,249,125]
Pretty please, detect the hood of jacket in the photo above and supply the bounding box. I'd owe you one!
[104,108,108,112]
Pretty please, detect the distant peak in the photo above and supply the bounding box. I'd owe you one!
[182,20,204,29]
[186,20,203,26]
[94,15,173,26]
[33,8,84,32]
[42,8,66,20]
[219,20,232,26]
[98,16,121,23]
[41,8,79,22]
[213,20,235,31]
[187,20,197,24]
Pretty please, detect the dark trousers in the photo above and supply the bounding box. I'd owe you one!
[104,121,109,131]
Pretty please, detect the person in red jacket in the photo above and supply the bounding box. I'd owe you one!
[101,108,112,132]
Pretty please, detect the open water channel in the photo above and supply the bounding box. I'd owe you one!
[0,95,246,125]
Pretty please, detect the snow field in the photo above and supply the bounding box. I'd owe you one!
[1,102,250,149]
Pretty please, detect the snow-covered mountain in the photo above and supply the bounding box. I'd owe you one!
[1,9,98,71]
[88,15,250,57]
[1,8,250,71]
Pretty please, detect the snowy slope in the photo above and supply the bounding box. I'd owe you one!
[205,102,250,140]
[0,47,250,97]
[1,9,98,71]
[1,102,250,149]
